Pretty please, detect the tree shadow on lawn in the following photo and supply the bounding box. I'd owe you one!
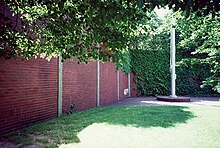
[10,106,195,146]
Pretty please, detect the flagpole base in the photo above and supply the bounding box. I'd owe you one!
[156,96,190,102]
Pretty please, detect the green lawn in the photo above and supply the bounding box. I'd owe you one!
[7,101,220,148]
[9,106,194,147]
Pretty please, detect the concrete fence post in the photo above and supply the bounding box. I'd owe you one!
[58,52,63,117]
[96,59,100,106]
[117,70,120,101]
[128,73,131,97]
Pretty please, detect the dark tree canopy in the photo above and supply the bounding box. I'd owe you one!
[1,0,219,62]
[1,0,147,62]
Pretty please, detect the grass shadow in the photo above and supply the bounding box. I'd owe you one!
[9,106,195,146]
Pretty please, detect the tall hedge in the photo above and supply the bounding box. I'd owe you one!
[130,37,218,97]
[131,48,170,96]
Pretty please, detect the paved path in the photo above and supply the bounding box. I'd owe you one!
[106,96,220,107]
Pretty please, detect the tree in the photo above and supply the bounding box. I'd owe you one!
[176,11,220,93]
[1,0,149,63]
[1,0,219,62]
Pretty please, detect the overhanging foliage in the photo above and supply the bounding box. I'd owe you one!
[1,0,219,63]
[1,0,152,63]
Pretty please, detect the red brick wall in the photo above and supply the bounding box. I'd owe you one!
[0,58,58,135]
[100,62,117,105]
[62,60,97,112]
[0,57,133,135]
[119,71,128,100]
[62,61,131,111]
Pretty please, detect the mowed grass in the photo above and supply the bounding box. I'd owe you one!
[8,106,194,147]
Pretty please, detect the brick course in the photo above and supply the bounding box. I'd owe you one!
[0,58,58,135]
[62,60,97,112]
[0,58,134,135]
[100,62,117,105]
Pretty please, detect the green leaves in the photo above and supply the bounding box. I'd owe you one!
[177,12,220,93]
[2,0,219,62]
[2,0,146,62]
[131,48,170,96]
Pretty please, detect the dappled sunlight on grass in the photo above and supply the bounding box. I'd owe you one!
[60,103,220,148]
[10,106,194,147]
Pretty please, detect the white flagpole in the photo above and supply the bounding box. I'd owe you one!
[170,28,177,98]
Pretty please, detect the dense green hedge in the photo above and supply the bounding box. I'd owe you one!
[130,49,170,96]
[130,47,219,97]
